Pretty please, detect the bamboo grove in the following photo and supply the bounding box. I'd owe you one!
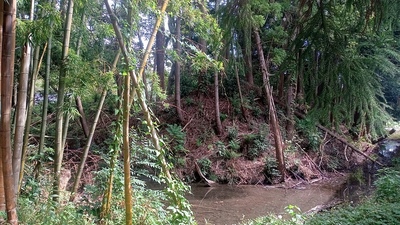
[0,0,399,224]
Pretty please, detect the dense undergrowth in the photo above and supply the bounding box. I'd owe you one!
[242,160,400,225]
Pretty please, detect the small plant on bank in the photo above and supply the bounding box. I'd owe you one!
[374,168,400,203]
[166,124,187,154]
[216,141,240,160]
[296,117,321,152]
[227,126,239,140]
[242,205,304,225]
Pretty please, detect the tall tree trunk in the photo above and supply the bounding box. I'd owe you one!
[156,0,166,91]
[35,37,52,179]
[254,29,286,181]
[174,16,184,123]
[70,88,107,202]
[13,44,30,195]
[243,41,254,85]
[104,2,133,224]
[54,0,73,201]
[13,0,33,192]
[74,13,90,138]
[13,0,35,195]
[1,0,18,222]
[213,0,222,135]
[235,62,248,121]
[100,50,120,220]
[20,45,46,187]
[130,0,169,106]
[106,0,189,212]
[285,72,297,140]
[0,0,4,211]
[197,0,207,91]
[214,70,223,135]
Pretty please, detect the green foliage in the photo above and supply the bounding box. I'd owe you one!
[242,205,304,225]
[306,166,400,225]
[228,139,241,152]
[166,124,187,154]
[374,168,400,203]
[197,158,212,177]
[296,117,321,152]
[264,156,280,179]
[227,126,239,140]
[18,198,95,225]
[216,141,241,160]
[306,201,400,225]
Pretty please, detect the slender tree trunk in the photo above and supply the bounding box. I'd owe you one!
[174,16,184,123]
[20,45,46,187]
[13,44,31,195]
[1,0,18,222]
[61,110,70,150]
[74,13,90,138]
[13,0,34,190]
[106,0,187,211]
[214,70,222,135]
[104,2,133,223]
[70,89,107,202]
[235,62,248,121]
[0,0,4,211]
[75,96,89,137]
[100,50,120,220]
[243,42,253,85]
[35,38,52,179]
[213,0,222,135]
[54,0,73,201]
[130,0,169,106]
[286,72,297,140]
[156,0,166,91]
[254,29,286,181]
[197,0,207,91]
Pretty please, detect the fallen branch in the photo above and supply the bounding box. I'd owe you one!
[305,200,343,215]
[194,161,217,187]
[277,100,385,167]
[315,124,383,167]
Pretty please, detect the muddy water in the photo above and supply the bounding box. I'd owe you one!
[187,181,342,225]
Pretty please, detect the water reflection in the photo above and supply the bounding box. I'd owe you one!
[187,183,339,225]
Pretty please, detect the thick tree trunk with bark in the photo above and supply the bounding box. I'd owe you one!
[254,29,286,181]
[1,0,18,222]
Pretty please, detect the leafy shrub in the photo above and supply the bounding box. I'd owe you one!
[374,168,400,203]
[166,124,187,154]
[306,201,400,225]
[296,117,321,151]
[18,197,96,225]
[227,126,239,140]
[197,158,212,177]
[216,141,240,160]
[242,205,304,225]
